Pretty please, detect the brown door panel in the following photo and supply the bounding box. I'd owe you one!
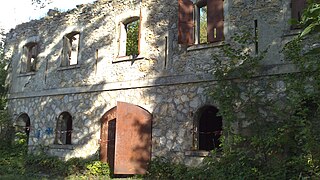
[114,102,152,175]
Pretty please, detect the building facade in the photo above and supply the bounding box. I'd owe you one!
[4,0,307,175]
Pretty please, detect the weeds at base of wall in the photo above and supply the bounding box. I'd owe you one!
[0,143,110,179]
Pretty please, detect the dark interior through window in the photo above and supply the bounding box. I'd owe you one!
[199,106,222,151]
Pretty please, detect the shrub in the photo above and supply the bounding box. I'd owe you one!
[85,160,110,177]
[146,157,204,180]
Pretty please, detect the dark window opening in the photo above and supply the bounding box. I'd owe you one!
[291,0,307,29]
[302,99,318,119]
[55,112,72,145]
[199,106,222,151]
[107,119,116,173]
[254,19,259,54]
[15,113,31,145]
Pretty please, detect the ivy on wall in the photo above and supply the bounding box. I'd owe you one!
[148,2,320,177]
[206,3,320,177]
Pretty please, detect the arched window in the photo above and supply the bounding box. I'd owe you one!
[15,113,31,144]
[55,112,72,145]
[197,105,222,151]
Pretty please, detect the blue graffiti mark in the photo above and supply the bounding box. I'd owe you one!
[45,127,53,135]
[36,130,41,139]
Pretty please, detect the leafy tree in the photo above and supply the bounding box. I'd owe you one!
[0,28,11,149]
[126,20,139,56]
[31,0,52,9]
[200,6,208,44]
[300,0,320,37]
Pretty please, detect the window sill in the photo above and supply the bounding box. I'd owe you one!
[282,29,302,38]
[185,150,211,157]
[49,144,75,150]
[18,71,36,77]
[57,64,81,71]
[187,41,225,52]
[113,55,144,63]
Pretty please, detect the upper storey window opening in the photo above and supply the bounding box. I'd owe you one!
[291,0,307,29]
[22,42,38,73]
[61,32,80,67]
[118,17,141,58]
[178,0,224,45]
[126,19,140,56]
[199,4,208,44]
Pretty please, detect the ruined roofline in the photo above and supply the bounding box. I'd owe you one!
[7,0,143,35]
[7,0,99,33]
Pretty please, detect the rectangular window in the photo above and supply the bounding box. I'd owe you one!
[126,20,140,56]
[199,5,208,44]
[291,0,307,29]
[22,42,38,73]
[118,17,141,58]
[179,0,224,45]
[254,20,259,54]
[61,32,80,66]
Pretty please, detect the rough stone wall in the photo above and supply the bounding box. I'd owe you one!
[4,0,304,163]
[8,82,211,162]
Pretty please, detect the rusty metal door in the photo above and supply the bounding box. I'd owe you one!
[114,102,152,175]
[100,107,117,163]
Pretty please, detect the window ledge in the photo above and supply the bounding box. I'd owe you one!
[49,144,75,150]
[57,64,81,71]
[18,71,36,77]
[282,29,302,38]
[185,150,210,157]
[113,55,144,63]
[187,41,225,52]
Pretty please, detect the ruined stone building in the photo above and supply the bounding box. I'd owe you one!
[4,0,308,175]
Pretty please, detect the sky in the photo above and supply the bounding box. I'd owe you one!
[0,0,96,32]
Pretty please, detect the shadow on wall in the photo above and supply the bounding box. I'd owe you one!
[7,0,245,176]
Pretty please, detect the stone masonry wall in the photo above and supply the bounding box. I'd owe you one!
[9,82,212,162]
[4,0,304,164]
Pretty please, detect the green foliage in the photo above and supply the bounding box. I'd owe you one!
[207,27,320,178]
[26,153,67,176]
[25,153,110,178]
[146,157,203,180]
[200,6,208,44]
[300,0,320,37]
[0,137,28,176]
[86,161,110,176]
[1,143,110,179]
[126,20,139,56]
[147,14,320,178]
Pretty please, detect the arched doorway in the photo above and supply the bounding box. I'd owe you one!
[100,102,152,175]
[100,107,117,172]
[15,113,31,145]
[198,105,222,151]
